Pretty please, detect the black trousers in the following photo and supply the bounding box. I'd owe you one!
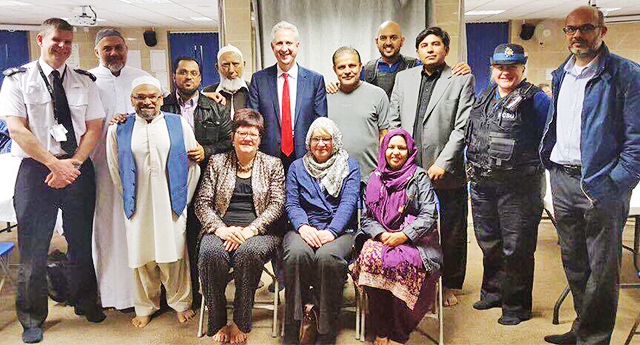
[550,166,630,344]
[470,172,543,317]
[434,186,468,289]
[14,158,99,331]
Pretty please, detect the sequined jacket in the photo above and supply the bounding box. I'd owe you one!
[194,150,285,238]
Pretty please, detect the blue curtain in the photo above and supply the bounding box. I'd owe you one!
[466,22,509,95]
[168,32,219,91]
[0,30,29,88]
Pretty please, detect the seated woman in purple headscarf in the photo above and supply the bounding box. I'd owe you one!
[352,128,442,345]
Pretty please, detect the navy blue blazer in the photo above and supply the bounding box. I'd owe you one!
[285,157,361,238]
[248,64,328,159]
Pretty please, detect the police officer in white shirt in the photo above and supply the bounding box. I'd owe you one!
[0,18,106,344]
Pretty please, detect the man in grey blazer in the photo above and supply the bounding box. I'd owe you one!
[389,27,475,307]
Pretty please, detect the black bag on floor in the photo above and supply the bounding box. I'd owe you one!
[46,250,73,304]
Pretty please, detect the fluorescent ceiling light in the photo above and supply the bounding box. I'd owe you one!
[0,1,33,6]
[465,10,505,16]
[603,7,620,12]
[120,0,172,4]
[190,17,213,21]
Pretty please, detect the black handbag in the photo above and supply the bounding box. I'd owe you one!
[299,304,319,345]
[46,250,73,304]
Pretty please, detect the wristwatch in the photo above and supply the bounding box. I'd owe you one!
[249,225,259,236]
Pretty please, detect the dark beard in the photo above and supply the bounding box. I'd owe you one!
[178,88,198,99]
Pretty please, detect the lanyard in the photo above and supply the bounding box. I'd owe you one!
[36,61,67,102]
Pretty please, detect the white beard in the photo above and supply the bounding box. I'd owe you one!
[219,76,245,93]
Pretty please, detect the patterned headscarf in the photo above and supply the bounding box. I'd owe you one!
[302,118,350,197]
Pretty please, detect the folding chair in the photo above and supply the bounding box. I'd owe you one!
[197,263,281,338]
[355,200,444,344]
[0,241,15,293]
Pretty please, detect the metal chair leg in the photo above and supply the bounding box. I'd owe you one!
[197,292,206,337]
[272,276,279,338]
[439,277,444,345]
[355,286,361,340]
[625,311,640,345]
[552,285,571,325]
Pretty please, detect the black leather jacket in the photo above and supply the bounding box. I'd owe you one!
[162,92,232,167]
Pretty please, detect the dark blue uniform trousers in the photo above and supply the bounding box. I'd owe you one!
[14,158,99,332]
[470,171,543,318]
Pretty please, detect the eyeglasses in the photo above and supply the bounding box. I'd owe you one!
[563,24,601,35]
[310,137,332,145]
[132,95,162,102]
[176,70,200,77]
[235,131,260,140]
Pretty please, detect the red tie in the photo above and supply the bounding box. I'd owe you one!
[281,73,294,157]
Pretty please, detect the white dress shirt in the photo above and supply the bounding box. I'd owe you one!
[277,63,298,133]
[0,58,105,158]
[550,56,599,165]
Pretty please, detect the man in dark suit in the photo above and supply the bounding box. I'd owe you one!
[248,20,327,170]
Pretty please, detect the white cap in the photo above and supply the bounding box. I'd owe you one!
[217,44,243,60]
[131,76,162,92]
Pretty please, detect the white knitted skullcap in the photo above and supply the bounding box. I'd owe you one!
[131,76,162,92]
[217,44,243,60]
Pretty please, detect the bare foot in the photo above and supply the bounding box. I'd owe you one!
[443,288,459,307]
[132,315,151,328]
[212,325,230,343]
[374,336,389,345]
[177,309,195,323]
[228,322,248,344]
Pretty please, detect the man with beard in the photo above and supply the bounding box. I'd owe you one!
[540,6,640,344]
[106,76,200,328]
[203,45,249,119]
[90,28,153,311]
[161,56,232,304]
[363,21,421,98]
[326,21,470,97]
[0,18,106,343]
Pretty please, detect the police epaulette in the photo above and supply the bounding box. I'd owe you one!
[74,69,97,82]
[2,67,27,77]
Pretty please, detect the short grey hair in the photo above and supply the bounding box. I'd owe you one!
[271,21,299,42]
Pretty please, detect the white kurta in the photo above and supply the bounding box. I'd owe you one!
[106,113,200,269]
[90,65,151,309]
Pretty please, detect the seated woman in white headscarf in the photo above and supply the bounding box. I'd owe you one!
[282,118,361,344]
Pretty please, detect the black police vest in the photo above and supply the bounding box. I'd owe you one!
[466,82,542,171]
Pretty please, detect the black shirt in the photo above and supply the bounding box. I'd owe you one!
[221,176,257,227]
[413,67,443,166]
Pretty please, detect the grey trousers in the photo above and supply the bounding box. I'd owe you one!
[198,233,280,335]
[550,166,630,345]
[282,231,354,344]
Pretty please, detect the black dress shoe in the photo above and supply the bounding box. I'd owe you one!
[472,299,501,310]
[498,312,531,326]
[544,331,577,344]
[75,306,107,323]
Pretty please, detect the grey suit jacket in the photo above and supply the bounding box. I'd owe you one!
[389,65,475,188]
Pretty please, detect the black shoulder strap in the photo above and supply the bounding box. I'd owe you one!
[3,67,27,77]
[74,69,97,82]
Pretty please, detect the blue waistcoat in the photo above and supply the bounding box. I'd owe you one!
[116,112,189,219]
